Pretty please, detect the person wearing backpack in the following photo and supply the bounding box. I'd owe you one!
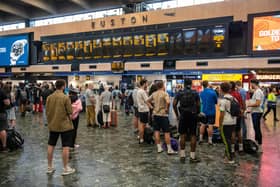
[112,86,121,111]
[40,84,53,126]
[16,83,29,117]
[199,81,218,145]
[100,85,113,128]
[219,82,237,164]
[229,81,245,155]
[246,79,265,153]
[173,79,201,163]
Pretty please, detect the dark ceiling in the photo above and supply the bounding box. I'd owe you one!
[0,0,168,25]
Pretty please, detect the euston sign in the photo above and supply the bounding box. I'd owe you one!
[91,15,148,29]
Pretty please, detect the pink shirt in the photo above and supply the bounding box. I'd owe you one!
[71,99,83,120]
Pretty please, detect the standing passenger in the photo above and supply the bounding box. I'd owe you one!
[85,84,97,127]
[100,86,113,128]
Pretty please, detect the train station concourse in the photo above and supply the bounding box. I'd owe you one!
[0,0,279,186]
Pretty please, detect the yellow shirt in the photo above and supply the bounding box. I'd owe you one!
[46,90,73,132]
[267,93,277,102]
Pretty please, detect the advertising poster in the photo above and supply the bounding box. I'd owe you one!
[50,42,58,61]
[102,37,112,58]
[253,15,280,51]
[42,42,50,62]
[212,26,225,53]
[75,41,84,59]
[134,34,145,56]
[58,42,66,60]
[170,32,183,56]
[112,36,122,58]
[183,29,197,55]
[123,36,133,57]
[197,28,211,54]
[84,40,92,59]
[145,34,156,56]
[0,34,29,66]
[66,41,75,60]
[157,33,169,56]
[93,39,102,59]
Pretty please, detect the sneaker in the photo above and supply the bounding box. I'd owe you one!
[157,147,164,153]
[46,167,55,174]
[167,149,178,155]
[61,166,75,176]
[224,158,235,164]
[74,144,80,148]
[189,157,201,163]
[139,139,144,144]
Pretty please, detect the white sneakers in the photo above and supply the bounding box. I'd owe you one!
[62,166,76,176]
[167,149,178,155]
[47,166,76,176]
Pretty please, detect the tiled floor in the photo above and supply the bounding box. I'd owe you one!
[0,107,279,187]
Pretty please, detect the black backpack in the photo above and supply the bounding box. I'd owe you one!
[6,128,24,151]
[127,93,134,106]
[179,89,197,113]
[144,127,154,144]
[224,97,241,117]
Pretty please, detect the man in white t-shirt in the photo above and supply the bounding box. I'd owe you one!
[247,79,264,153]
[132,83,139,134]
[219,82,237,164]
[136,79,152,144]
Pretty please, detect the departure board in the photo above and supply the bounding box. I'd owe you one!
[50,42,58,61]
[123,36,133,57]
[112,36,122,58]
[170,32,183,56]
[212,26,225,53]
[84,40,92,59]
[42,42,50,62]
[145,34,157,56]
[93,39,102,59]
[66,41,75,60]
[197,28,211,54]
[102,37,112,58]
[75,41,84,59]
[183,29,197,55]
[58,42,66,60]
[134,34,145,56]
[157,33,169,56]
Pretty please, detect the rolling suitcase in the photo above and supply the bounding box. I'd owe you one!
[111,110,118,127]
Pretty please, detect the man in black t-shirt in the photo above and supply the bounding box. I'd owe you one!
[173,79,201,163]
[0,88,11,152]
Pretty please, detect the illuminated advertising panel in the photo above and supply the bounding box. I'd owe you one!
[42,42,50,62]
[157,33,169,56]
[197,28,211,54]
[75,41,84,59]
[58,42,66,60]
[212,26,225,53]
[0,34,29,66]
[84,40,92,59]
[123,36,133,57]
[50,42,58,61]
[134,34,145,56]
[93,39,102,59]
[66,41,75,60]
[183,29,197,55]
[253,15,280,51]
[102,37,112,58]
[170,32,183,56]
[112,36,122,58]
[145,34,156,56]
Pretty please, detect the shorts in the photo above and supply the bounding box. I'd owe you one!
[179,112,197,136]
[0,113,8,131]
[48,130,74,147]
[153,116,170,133]
[202,115,216,125]
[235,117,241,132]
[134,107,139,118]
[139,112,149,124]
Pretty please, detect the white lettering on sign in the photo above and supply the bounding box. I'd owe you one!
[0,48,6,53]
[256,75,280,80]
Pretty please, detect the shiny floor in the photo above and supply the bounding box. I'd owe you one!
[0,108,279,187]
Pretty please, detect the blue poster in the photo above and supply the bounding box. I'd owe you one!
[0,34,29,66]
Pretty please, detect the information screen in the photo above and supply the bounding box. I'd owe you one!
[197,28,211,54]
[93,39,102,59]
[42,42,50,62]
[66,41,75,60]
[123,36,133,57]
[170,32,183,56]
[112,36,122,58]
[58,42,66,60]
[212,26,226,53]
[50,42,58,61]
[102,37,112,58]
[84,40,92,59]
[134,34,145,56]
[75,41,84,59]
[252,15,280,51]
[157,33,169,56]
[183,29,197,55]
[145,34,156,56]
[0,34,29,66]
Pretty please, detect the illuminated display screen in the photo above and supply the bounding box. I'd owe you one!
[134,34,145,56]
[183,29,197,55]
[170,32,183,56]
[145,34,156,56]
[123,36,133,57]
[66,41,75,60]
[84,40,92,59]
[197,28,211,54]
[252,15,280,51]
[111,61,124,73]
[112,36,122,58]
[157,33,169,56]
[42,42,50,62]
[50,42,58,61]
[58,42,66,60]
[102,37,112,58]
[75,41,84,59]
[93,39,102,59]
[212,26,225,53]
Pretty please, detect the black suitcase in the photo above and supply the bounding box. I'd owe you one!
[97,110,104,127]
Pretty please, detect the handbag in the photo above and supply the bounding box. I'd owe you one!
[103,105,110,113]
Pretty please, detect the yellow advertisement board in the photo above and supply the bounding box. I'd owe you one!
[202,74,242,81]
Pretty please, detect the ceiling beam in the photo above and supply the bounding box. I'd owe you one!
[70,0,91,9]
[0,2,29,18]
[21,0,57,14]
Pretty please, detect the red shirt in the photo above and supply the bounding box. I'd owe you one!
[230,90,244,109]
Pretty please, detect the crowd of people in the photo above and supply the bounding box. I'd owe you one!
[0,78,279,175]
